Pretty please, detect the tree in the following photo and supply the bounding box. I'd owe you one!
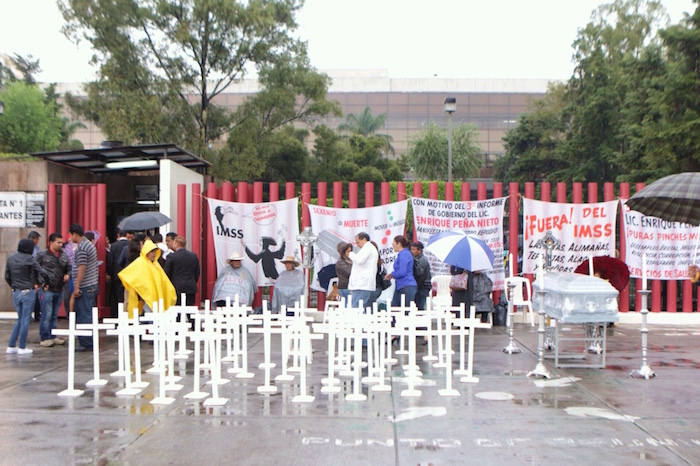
[0,82,63,153]
[498,0,676,186]
[338,107,395,155]
[306,125,403,183]
[407,122,482,180]
[0,55,85,151]
[639,4,700,175]
[59,0,338,166]
[495,84,567,183]
[0,53,41,87]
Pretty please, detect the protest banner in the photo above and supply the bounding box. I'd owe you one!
[621,200,700,280]
[308,201,408,291]
[522,198,618,274]
[411,197,506,290]
[207,197,300,286]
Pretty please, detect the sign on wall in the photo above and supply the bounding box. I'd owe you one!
[25,193,45,228]
[0,192,26,227]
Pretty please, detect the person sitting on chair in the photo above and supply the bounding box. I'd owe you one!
[212,252,257,307]
[271,255,305,314]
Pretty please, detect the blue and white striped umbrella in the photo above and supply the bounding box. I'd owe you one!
[425,230,495,272]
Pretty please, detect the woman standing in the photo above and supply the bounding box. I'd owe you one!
[5,239,49,355]
[385,235,417,307]
[335,242,353,302]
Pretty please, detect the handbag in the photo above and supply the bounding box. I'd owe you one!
[378,266,392,290]
[450,273,469,290]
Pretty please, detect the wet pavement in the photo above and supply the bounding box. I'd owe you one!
[1,317,699,465]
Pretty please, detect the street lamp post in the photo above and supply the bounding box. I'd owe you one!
[444,97,456,182]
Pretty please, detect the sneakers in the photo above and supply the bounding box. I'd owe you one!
[75,346,93,352]
[53,337,66,345]
[17,348,33,355]
[6,347,18,354]
[40,340,55,347]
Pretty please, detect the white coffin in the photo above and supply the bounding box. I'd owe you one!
[532,272,619,323]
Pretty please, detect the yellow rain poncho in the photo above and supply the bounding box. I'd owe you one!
[118,239,176,318]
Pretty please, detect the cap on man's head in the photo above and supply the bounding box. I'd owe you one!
[227,252,245,262]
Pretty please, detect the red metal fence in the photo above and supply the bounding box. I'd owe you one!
[186,180,699,314]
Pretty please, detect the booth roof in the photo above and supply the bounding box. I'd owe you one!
[31,143,210,175]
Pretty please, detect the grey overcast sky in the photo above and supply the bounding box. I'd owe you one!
[0,0,695,83]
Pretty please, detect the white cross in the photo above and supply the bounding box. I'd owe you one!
[76,307,115,387]
[53,313,92,397]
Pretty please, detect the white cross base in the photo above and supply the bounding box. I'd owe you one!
[151,396,176,405]
[116,387,142,396]
[203,396,228,406]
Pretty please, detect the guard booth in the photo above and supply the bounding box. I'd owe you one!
[26,142,209,317]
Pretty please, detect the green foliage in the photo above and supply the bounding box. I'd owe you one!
[0,82,63,153]
[0,53,41,86]
[497,0,700,186]
[338,107,395,155]
[407,121,482,180]
[307,125,404,184]
[58,0,338,177]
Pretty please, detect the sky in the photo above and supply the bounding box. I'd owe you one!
[0,0,695,83]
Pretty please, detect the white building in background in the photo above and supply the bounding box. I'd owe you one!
[56,69,553,177]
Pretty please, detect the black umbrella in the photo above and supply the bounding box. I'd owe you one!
[117,211,172,231]
[625,172,700,226]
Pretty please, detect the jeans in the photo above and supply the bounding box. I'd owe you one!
[73,285,97,348]
[8,289,36,349]
[369,289,382,308]
[392,285,417,308]
[338,289,350,305]
[39,290,63,341]
[350,290,372,309]
[415,288,430,311]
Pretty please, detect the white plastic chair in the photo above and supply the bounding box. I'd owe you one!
[504,276,535,326]
[430,275,453,311]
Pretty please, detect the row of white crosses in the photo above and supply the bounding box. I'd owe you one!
[52,290,492,402]
[311,293,492,400]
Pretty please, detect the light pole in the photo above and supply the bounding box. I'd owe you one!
[444,97,456,182]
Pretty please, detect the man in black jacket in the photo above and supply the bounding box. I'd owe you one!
[36,233,72,347]
[5,238,50,355]
[108,229,132,316]
[411,241,432,310]
[164,236,200,307]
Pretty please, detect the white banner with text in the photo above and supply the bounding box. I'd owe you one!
[621,200,700,280]
[308,201,408,291]
[207,197,300,286]
[522,198,618,274]
[411,197,506,290]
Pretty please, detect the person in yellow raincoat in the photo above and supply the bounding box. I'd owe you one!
[118,239,176,318]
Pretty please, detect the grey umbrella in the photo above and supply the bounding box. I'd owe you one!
[625,172,700,226]
[117,211,172,231]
